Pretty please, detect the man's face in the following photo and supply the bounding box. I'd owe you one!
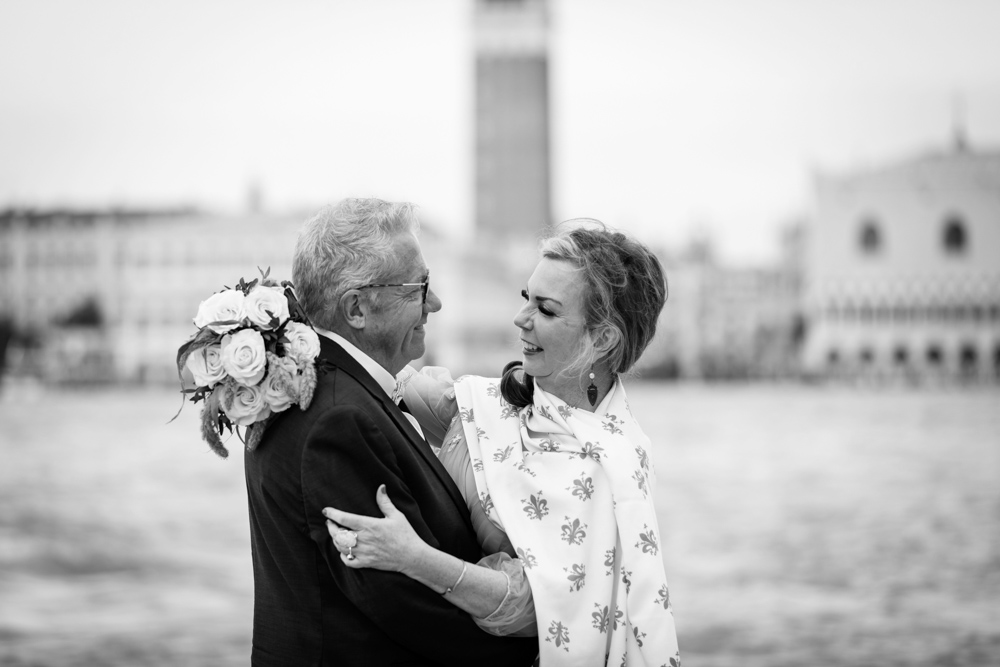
[363,232,442,375]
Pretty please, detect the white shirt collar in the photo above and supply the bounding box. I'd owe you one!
[313,327,403,403]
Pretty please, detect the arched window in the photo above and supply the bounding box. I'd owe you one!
[942,215,968,255]
[893,346,909,365]
[926,344,943,365]
[960,344,978,372]
[859,218,882,255]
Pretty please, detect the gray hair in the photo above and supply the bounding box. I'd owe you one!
[540,219,668,378]
[292,198,419,330]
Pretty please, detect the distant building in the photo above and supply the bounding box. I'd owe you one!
[439,0,553,375]
[802,141,1000,381]
[474,0,552,239]
[0,208,301,383]
[644,232,804,381]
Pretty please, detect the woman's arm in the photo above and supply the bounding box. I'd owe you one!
[324,485,511,619]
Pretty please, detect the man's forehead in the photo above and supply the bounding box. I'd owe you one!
[388,233,426,277]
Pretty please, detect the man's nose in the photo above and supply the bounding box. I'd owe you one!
[424,285,442,313]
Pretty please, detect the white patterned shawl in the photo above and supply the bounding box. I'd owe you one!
[452,375,680,667]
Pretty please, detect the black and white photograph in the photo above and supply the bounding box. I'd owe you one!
[1,1,998,665]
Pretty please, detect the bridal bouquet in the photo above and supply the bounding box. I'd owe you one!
[174,268,321,458]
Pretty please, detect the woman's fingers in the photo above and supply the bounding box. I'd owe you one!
[322,506,366,529]
[375,484,399,519]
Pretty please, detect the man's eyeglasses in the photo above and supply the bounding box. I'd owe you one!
[356,278,429,303]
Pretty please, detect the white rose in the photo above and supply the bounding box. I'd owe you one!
[283,322,321,365]
[220,329,267,386]
[262,355,300,412]
[245,286,290,331]
[222,382,271,426]
[193,290,246,334]
[184,344,226,387]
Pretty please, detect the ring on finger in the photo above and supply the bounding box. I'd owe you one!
[334,529,358,551]
[347,546,356,561]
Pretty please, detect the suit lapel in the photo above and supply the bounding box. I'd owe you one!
[318,337,471,521]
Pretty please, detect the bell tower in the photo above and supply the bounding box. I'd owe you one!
[473,0,552,240]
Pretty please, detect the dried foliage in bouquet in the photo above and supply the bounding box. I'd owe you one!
[172,268,321,458]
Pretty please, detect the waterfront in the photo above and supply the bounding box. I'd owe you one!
[1,384,997,666]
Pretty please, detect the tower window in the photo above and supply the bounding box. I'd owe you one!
[859,218,882,255]
[942,215,968,255]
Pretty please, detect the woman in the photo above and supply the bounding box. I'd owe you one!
[324,221,680,666]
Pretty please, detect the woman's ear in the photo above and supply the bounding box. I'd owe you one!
[338,290,368,330]
[590,326,620,357]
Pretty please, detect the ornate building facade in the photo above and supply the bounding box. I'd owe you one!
[0,209,300,383]
[802,142,1000,381]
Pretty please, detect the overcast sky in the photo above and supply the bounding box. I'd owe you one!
[2,0,999,263]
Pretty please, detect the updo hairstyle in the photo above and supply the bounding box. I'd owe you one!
[501,220,668,408]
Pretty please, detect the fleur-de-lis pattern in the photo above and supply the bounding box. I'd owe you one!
[621,567,633,594]
[479,491,494,516]
[521,492,549,521]
[486,383,499,398]
[632,468,649,496]
[604,547,616,576]
[538,438,560,452]
[592,604,610,633]
[655,584,671,610]
[493,444,514,463]
[516,546,537,569]
[568,474,595,501]
[602,413,624,435]
[565,563,586,591]
[449,374,678,666]
[515,460,537,477]
[500,403,519,420]
[635,524,659,556]
[460,407,475,423]
[577,441,605,462]
[546,620,570,651]
[560,516,588,545]
[635,444,649,471]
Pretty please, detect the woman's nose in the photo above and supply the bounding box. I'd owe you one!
[513,303,531,330]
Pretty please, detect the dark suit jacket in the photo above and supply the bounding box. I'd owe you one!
[244,336,539,666]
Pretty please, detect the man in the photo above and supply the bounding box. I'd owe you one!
[244,198,538,666]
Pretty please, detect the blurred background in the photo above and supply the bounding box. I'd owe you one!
[1,1,998,665]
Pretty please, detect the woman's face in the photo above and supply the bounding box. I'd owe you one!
[514,257,591,401]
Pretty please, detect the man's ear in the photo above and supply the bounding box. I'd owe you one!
[338,290,368,330]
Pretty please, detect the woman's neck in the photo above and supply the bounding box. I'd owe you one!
[539,366,615,413]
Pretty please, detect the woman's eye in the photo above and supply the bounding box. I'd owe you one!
[520,289,529,300]
[539,305,555,317]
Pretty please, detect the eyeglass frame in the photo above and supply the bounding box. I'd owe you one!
[355,278,429,303]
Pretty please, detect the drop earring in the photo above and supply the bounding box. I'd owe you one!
[587,369,598,406]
